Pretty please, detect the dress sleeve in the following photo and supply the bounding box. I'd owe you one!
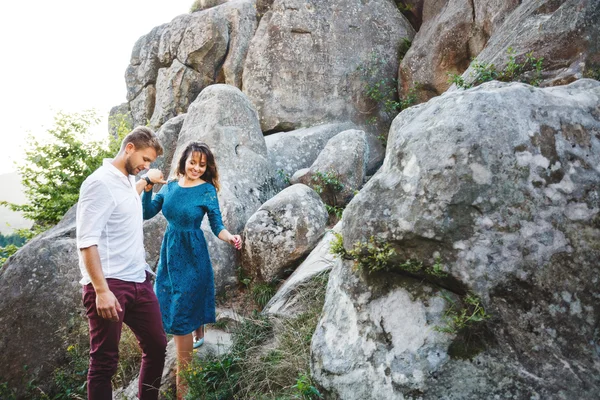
[76,179,117,249]
[142,184,165,220]
[205,185,226,236]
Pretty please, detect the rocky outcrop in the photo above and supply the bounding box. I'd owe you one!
[297,129,369,208]
[242,184,328,283]
[458,0,600,88]
[0,207,82,393]
[174,84,276,291]
[153,113,186,182]
[314,79,600,398]
[264,222,340,317]
[399,0,520,101]
[265,123,355,190]
[242,0,415,133]
[126,0,257,129]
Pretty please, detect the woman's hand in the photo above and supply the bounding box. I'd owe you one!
[146,169,167,184]
[229,234,242,250]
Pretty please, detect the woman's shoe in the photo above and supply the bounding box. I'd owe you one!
[193,337,204,349]
[193,325,205,349]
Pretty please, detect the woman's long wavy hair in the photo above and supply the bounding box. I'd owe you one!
[176,142,220,191]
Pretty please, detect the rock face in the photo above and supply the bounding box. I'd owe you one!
[265,123,355,190]
[0,207,82,393]
[313,80,600,398]
[264,222,340,317]
[458,0,600,88]
[399,0,520,101]
[242,0,415,132]
[242,184,328,283]
[297,129,369,208]
[174,84,276,291]
[125,0,257,129]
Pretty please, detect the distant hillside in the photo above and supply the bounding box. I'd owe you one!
[0,172,32,234]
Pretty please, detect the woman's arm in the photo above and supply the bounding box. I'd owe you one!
[206,186,242,249]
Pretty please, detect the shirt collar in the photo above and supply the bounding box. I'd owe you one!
[103,158,136,186]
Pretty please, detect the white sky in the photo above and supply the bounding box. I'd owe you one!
[0,0,194,175]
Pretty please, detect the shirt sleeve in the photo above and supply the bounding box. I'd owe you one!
[76,179,117,249]
[205,185,226,237]
[142,184,165,220]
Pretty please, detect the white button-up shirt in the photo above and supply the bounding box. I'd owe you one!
[76,159,150,285]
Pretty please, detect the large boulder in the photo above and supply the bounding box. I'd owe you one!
[242,184,328,283]
[399,0,520,101]
[173,84,277,291]
[126,0,257,129]
[314,79,600,398]
[297,129,369,208]
[264,222,340,317]
[242,0,415,133]
[456,0,600,89]
[0,207,82,393]
[265,122,355,190]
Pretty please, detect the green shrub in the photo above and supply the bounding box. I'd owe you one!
[251,282,278,309]
[189,0,203,13]
[436,292,490,334]
[449,47,544,89]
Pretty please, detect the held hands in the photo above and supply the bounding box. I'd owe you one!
[143,169,168,191]
[95,290,123,322]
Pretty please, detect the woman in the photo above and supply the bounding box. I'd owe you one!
[142,142,242,399]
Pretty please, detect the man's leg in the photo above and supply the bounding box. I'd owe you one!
[83,282,128,400]
[124,275,167,400]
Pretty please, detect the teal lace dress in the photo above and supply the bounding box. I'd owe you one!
[142,181,225,335]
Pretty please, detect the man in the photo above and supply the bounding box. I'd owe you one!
[76,126,167,400]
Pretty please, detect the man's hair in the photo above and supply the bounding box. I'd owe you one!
[120,126,164,156]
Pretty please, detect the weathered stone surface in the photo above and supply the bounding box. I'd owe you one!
[153,114,186,182]
[242,0,415,132]
[174,84,276,291]
[126,25,167,102]
[0,207,81,393]
[264,222,340,317]
[242,184,328,283]
[265,123,355,190]
[191,0,230,12]
[399,0,520,101]
[456,0,600,89]
[311,258,458,400]
[149,60,204,128]
[318,80,600,398]
[298,129,369,208]
[126,0,257,129]
[143,213,167,270]
[130,85,156,127]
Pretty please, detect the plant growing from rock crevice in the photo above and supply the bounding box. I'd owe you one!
[449,47,544,89]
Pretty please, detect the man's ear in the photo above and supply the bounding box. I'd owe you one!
[124,142,136,154]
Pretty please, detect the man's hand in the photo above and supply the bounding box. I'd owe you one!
[95,289,123,322]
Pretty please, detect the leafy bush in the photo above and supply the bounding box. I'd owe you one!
[449,47,544,89]
[436,292,490,334]
[1,110,131,232]
[251,282,278,309]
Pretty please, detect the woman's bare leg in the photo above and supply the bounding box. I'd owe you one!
[173,333,194,400]
[193,325,204,341]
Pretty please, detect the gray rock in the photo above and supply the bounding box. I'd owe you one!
[242,184,328,283]
[191,0,230,12]
[242,0,415,132]
[130,85,156,127]
[149,60,204,129]
[322,79,600,398]
[174,84,276,291]
[126,0,257,129]
[264,221,340,317]
[265,123,355,190]
[0,206,81,392]
[298,129,369,208]
[456,0,600,89]
[399,0,519,101]
[153,114,187,183]
[311,258,457,400]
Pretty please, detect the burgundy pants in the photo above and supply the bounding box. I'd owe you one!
[83,273,167,400]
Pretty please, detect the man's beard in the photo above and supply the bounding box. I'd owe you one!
[124,156,137,176]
